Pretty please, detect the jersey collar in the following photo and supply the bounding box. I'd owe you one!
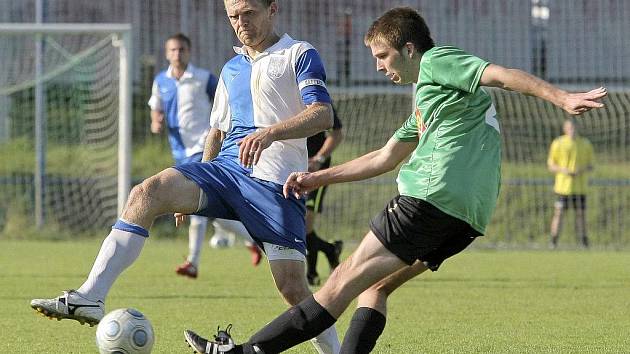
[233,33,292,60]
[166,64,196,80]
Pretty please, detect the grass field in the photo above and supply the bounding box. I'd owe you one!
[1,239,629,353]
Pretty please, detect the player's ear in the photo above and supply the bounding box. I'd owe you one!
[269,2,278,17]
[404,43,415,59]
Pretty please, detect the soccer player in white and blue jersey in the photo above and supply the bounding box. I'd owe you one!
[31,1,340,352]
[148,33,261,278]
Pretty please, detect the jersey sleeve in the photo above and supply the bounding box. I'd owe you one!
[206,73,219,102]
[147,79,162,111]
[427,46,490,94]
[210,75,231,132]
[393,113,419,142]
[294,48,332,105]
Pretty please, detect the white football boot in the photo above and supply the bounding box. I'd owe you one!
[30,290,104,327]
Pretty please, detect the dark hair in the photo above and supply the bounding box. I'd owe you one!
[364,7,435,54]
[165,33,192,48]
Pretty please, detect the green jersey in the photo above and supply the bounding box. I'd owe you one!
[394,46,501,234]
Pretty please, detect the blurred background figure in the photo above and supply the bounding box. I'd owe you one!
[547,118,594,249]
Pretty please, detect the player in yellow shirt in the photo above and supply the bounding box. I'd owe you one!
[547,118,594,248]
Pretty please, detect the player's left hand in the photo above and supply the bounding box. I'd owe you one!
[562,87,607,115]
[237,128,274,167]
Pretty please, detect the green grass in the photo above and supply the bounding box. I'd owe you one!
[2,239,629,353]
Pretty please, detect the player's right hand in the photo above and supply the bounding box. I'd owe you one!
[283,172,319,199]
[562,87,607,115]
[150,111,165,133]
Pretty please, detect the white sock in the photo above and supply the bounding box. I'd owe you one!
[310,325,341,354]
[187,215,208,266]
[77,228,146,302]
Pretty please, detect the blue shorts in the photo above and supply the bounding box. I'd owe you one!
[173,156,307,255]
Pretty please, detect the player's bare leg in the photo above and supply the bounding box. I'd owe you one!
[210,232,407,353]
[575,207,588,248]
[340,261,428,353]
[312,232,407,318]
[31,168,201,325]
[550,206,564,249]
[268,258,340,354]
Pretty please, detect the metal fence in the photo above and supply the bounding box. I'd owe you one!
[3,0,629,88]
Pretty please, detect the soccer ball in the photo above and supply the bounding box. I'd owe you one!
[209,234,234,248]
[95,308,155,354]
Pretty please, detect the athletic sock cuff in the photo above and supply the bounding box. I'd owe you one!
[300,295,337,324]
[351,307,386,322]
[247,295,337,353]
[113,219,149,238]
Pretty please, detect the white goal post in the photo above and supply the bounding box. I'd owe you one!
[0,23,132,228]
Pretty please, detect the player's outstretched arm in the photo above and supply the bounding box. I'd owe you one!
[284,137,416,198]
[480,64,607,115]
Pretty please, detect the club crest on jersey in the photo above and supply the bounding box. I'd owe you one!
[267,56,287,79]
[415,107,427,136]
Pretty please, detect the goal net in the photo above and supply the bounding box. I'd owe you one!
[0,24,131,235]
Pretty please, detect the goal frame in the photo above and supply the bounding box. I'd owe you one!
[0,23,133,223]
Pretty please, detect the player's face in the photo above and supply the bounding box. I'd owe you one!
[369,41,416,85]
[225,0,277,51]
[165,39,190,68]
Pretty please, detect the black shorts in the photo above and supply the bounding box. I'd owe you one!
[555,194,586,210]
[370,195,481,271]
[305,186,328,213]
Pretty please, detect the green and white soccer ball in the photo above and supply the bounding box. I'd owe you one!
[96,308,155,354]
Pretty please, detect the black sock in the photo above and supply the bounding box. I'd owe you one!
[309,231,336,260]
[246,295,337,354]
[340,307,386,354]
[306,232,319,276]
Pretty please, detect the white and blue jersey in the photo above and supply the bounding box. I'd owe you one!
[210,33,332,185]
[174,34,332,254]
[148,64,219,164]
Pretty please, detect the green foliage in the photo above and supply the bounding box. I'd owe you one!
[3,239,629,353]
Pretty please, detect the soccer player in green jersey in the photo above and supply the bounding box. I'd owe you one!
[183,7,607,354]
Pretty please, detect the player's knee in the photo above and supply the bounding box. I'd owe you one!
[321,264,352,298]
[127,177,161,210]
[126,184,147,209]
